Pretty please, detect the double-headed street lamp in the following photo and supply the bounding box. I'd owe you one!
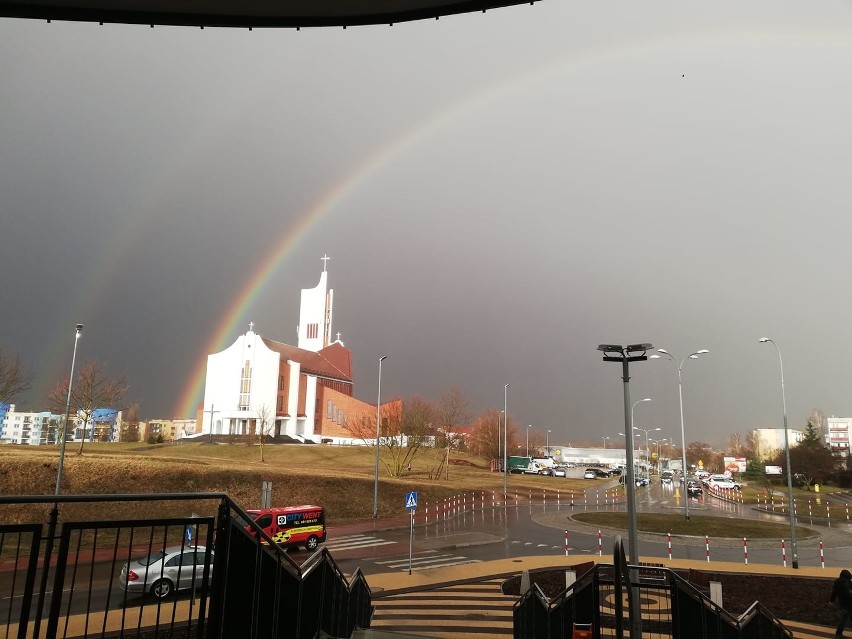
[597,343,653,639]
[651,348,709,521]
[526,424,532,457]
[546,429,551,457]
[373,355,387,519]
[602,436,610,449]
[759,337,798,569]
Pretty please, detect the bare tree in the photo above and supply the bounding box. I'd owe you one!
[256,404,275,462]
[346,397,431,477]
[467,408,501,459]
[47,360,129,455]
[121,403,142,443]
[434,387,470,479]
[0,348,34,404]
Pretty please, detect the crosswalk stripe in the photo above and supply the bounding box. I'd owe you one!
[325,539,397,550]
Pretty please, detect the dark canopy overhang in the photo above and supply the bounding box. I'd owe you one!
[0,0,538,28]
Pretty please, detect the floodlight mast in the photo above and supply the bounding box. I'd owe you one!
[597,342,652,639]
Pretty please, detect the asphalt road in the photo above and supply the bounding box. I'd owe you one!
[331,477,852,576]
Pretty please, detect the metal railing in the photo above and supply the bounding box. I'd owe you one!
[513,537,792,639]
[0,493,372,639]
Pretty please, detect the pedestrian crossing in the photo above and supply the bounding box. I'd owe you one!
[370,578,513,638]
[323,534,398,552]
[373,550,481,572]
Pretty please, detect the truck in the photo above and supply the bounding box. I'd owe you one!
[507,456,532,472]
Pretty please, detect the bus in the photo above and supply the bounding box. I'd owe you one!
[245,505,326,550]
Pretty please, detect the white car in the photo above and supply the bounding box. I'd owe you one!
[708,477,741,490]
[552,467,567,477]
[583,469,597,480]
[120,545,213,599]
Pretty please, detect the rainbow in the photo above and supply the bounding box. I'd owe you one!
[59,24,827,419]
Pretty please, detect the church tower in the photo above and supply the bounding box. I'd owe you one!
[297,255,334,353]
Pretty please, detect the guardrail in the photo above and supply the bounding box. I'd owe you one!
[0,493,372,639]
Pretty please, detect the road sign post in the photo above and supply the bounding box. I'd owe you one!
[405,492,417,575]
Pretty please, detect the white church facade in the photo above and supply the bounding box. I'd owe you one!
[198,258,376,444]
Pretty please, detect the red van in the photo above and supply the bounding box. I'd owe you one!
[246,505,326,550]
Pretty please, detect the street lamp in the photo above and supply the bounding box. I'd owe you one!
[503,384,509,499]
[526,424,532,457]
[373,355,387,519]
[651,348,709,520]
[55,323,83,496]
[631,398,651,480]
[633,426,661,480]
[602,436,610,449]
[497,410,504,466]
[760,337,798,569]
[546,429,551,457]
[597,343,653,638]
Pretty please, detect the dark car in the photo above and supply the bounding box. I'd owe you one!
[686,480,702,497]
[635,477,649,487]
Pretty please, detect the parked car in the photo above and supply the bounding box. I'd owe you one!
[635,477,649,487]
[120,545,213,599]
[686,480,703,497]
[552,467,567,477]
[583,469,597,480]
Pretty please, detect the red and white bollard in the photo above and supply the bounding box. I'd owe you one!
[743,537,748,565]
[557,491,561,507]
[705,535,710,562]
[596,491,599,507]
[564,529,569,557]
[667,532,672,561]
[425,502,429,524]
[820,539,825,569]
[598,530,602,556]
[781,539,787,568]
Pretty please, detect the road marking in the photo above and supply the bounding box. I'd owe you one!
[323,534,398,551]
[374,551,482,572]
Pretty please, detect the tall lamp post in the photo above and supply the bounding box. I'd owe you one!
[546,429,551,457]
[497,410,504,467]
[760,337,798,569]
[602,436,610,449]
[631,398,652,480]
[526,424,532,457]
[633,426,660,480]
[598,343,653,639]
[373,355,387,519]
[55,323,83,496]
[503,384,509,500]
[651,348,709,520]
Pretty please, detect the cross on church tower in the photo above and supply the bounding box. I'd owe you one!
[321,254,331,271]
[336,332,341,342]
[248,321,255,332]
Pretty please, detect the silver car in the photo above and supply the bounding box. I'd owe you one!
[120,545,213,599]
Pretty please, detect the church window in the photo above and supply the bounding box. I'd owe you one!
[306,323,319,339]
[279,375,285,391]
[277,396,283,412]
[239,360,252,410]
[327,400,332,418]
[337,411,343,425]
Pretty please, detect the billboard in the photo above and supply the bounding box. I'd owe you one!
[765,465,783,475]
[723,456,746,473]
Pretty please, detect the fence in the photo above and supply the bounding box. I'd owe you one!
[0,493,372,639]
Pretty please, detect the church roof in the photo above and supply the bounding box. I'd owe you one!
[261,338,352,382]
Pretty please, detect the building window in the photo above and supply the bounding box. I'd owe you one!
[327,400,332,418]
[279,375,285,391]
[239,360,252,410]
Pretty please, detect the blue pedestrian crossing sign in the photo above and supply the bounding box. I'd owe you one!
[405,492,418,510]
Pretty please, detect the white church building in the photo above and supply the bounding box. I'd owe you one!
[199,258,375,443]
